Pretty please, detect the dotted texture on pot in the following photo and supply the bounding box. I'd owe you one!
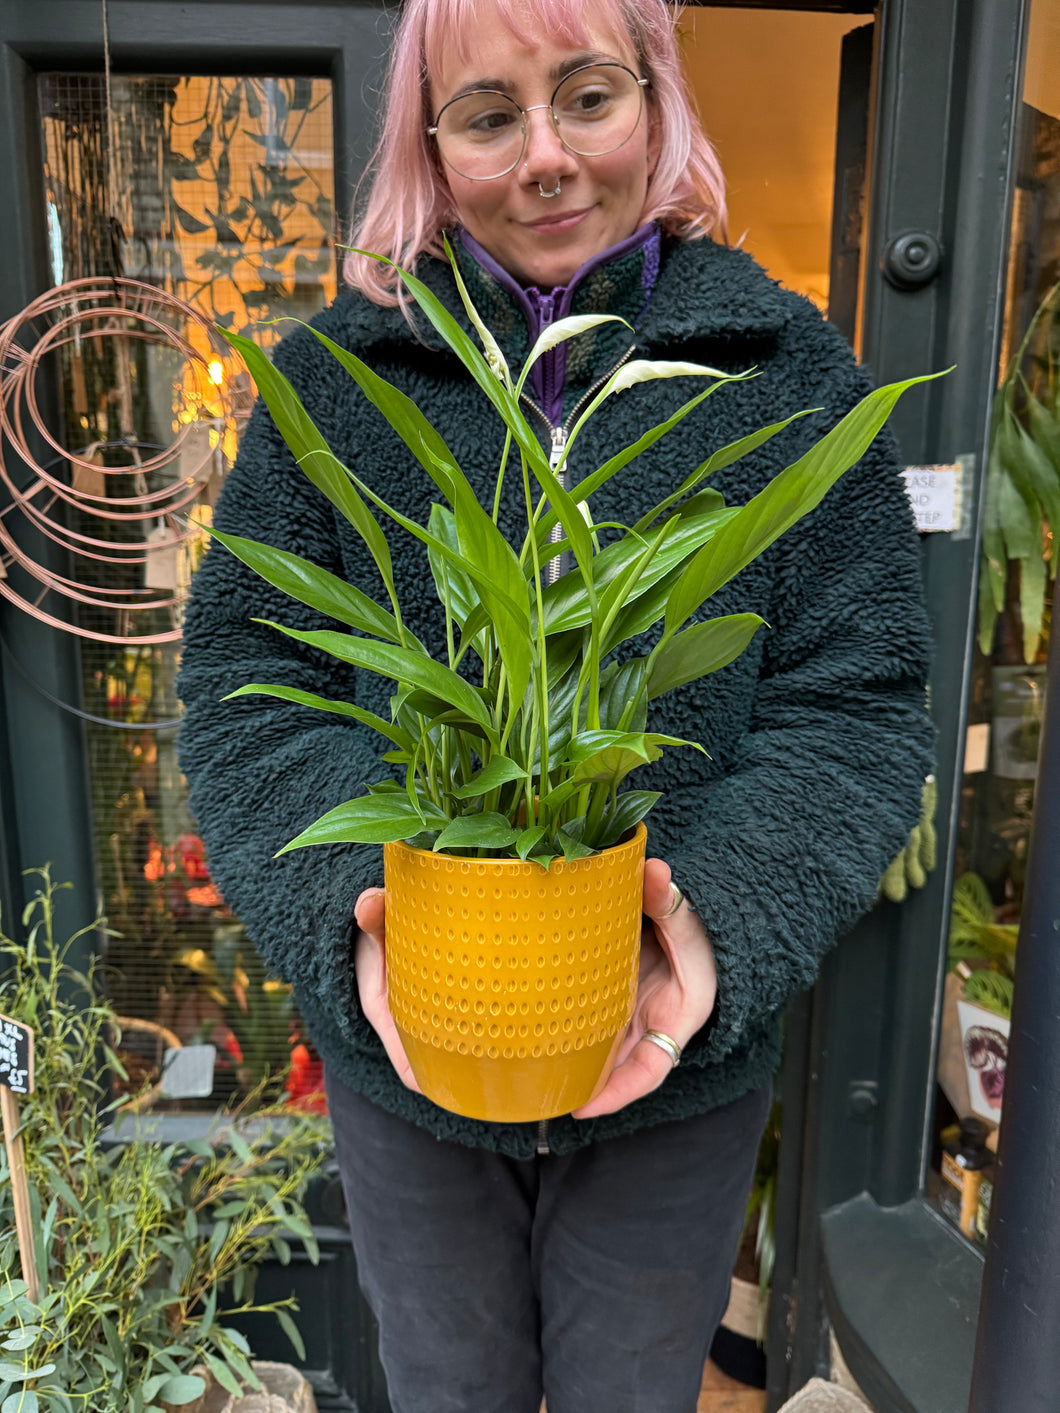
[384,832,643,1063]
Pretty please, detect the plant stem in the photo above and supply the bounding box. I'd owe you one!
[493,428,514,525]
[521,452,550,819]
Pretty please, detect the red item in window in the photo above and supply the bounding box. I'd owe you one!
[288,1041,327,1113]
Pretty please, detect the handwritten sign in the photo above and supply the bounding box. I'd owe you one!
[0,1015,37,1301]
[902,464,962,532]
[0,1014,33,1096]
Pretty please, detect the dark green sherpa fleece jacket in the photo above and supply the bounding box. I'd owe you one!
[177,232,934,1158]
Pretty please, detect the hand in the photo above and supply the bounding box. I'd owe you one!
[353,887,422,1093]
[571,856,717,1120]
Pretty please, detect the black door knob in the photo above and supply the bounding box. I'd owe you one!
[881,230,943,289]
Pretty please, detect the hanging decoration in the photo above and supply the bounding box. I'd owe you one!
[0,277,234,644]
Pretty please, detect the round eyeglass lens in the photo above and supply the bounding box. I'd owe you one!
[551,64,644,157]
[434,64,645,181]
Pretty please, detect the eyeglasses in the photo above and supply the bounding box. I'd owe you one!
[428,62,649,182]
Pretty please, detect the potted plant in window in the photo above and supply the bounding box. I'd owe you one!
[947,871,1018,1122]
[207,242,934,1122]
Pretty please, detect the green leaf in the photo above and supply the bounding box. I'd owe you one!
[347,248,548,475]
[2,1391,38,1413]
[565,730,702,788]
[277,795,447,854]
[0,1365,53,1383]
[515,825,548,861]
[427,504,477,629]
[203,1352,243,1398]
[154,1375,206,1407]
[662,373,941,638]
[290,444,536,718]
[556,829,593,861]
[220,330,400,615]
[255,622,498,741]
[276,1308,306,1361]
[204,526,405,641]
[597,658,648,732]
[0,1333,38,1353]
[223,683,415,754]
[208,1219,230,1263]
[632,411,817,534]
[962,969,1015,1019]
[200,1286,218,1339]
[596,790,661,847]
[219,1326,252,1356]
[647,613,767,698]
[141,1375,168,1404]
[1019,541,1047,663]
[1008,417,1060,573]
[976,556,1000,657]
[540,504,738,636]
[997,466,1037,561]
[433,814,517,852]
[450,757,528,799]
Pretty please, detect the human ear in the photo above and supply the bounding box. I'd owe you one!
[646,101,662,178]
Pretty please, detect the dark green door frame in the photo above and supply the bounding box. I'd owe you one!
[769,1,1029,1410]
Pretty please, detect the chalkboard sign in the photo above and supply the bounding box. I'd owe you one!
[0,1013,34,1095]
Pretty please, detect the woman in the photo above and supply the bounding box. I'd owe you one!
[178,1,933,1409]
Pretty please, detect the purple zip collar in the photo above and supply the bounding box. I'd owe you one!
[458,224,660,425]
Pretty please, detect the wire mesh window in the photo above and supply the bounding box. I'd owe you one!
[37,73,337,1112]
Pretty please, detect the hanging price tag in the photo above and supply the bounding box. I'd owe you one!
[71,443,108,501]
[144,522,180,590]
[180,420,215,485]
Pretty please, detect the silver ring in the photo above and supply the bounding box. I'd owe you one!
[538,181,562,198]
[662,882,684,918]
[641,1029,682,1068]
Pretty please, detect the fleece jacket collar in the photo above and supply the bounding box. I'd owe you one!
[342,232,794,356]
[454,224,661,424]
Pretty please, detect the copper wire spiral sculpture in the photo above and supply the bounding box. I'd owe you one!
[0,276,242,644]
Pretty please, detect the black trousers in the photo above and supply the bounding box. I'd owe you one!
[326,1070,770,1413]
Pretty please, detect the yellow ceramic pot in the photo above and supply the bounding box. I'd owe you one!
[383,823,647,1122]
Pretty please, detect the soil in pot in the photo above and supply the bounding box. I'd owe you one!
[383,823,646,1122]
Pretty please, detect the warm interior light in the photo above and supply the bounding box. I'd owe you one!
[208,359,224,386]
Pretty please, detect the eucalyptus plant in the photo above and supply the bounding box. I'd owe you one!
[211,241,935,867]
[0,868,328,1413]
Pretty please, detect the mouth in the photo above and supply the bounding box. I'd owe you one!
[522,207,593,234]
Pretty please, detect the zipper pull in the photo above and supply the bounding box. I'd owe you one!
[549,425,568,476]
[536,1118,551,1156]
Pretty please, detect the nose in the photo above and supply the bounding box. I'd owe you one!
[519,104,579,189]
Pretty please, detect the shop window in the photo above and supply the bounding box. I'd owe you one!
[680,8,868,311]
[930,0,1060,1244]
[37,73,336,1111]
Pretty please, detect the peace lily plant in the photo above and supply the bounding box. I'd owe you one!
[210,240,931,868]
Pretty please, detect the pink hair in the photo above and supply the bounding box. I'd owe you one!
[343,0,727,306]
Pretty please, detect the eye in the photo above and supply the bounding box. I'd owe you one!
[464,106,520,140]
[559,83,616,121]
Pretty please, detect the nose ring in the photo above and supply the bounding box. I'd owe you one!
[538,181,562,198]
